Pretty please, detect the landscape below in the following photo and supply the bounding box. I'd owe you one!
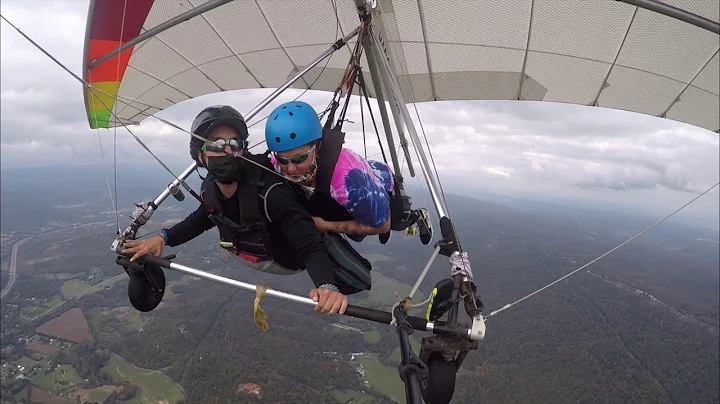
[1,165,718,404]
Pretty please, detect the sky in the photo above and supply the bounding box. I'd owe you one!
[1,0,718,230]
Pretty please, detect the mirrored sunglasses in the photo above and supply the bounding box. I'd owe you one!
[274,145,316,165]
[202,137,245,153]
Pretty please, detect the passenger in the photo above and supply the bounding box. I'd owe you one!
[264,101,433,245]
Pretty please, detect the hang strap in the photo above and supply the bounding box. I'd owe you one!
[316,128,345,194]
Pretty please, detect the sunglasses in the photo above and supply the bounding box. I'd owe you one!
[202,137,246,154]
[275,145,315,165]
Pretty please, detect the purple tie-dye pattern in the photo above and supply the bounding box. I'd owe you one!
[271,148,395,228]
[331,149,394,227]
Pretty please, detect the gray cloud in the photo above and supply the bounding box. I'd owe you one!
[1,0,718,226]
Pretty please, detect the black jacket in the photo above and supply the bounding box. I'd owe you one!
[163,159,338,288]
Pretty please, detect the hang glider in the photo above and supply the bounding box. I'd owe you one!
[0,1,699,404]
[83,0,719,133]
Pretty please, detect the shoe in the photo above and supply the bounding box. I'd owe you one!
[379,231,391,244]
[416,208,433,245]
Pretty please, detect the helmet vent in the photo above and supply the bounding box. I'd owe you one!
[290,133,296,139]
[275,137,281,143]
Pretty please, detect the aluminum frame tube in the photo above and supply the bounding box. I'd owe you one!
[135,254,447,335]
[356,0,415,177]
[367,36,417,178]
[362,34,414,181]
[244,26,361,123]
[367,25,449,219]
[617,0,720,34]
[141,26,361,211]
[88,0,236,70]
[152,163,198,207]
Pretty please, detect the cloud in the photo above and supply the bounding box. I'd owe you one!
[1,0,718,226]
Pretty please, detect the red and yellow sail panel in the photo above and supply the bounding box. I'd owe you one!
[85,0,154,129]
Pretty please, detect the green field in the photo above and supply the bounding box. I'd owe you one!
[31,364,84,395]
[101,354,184,404]
[389,335,422,363]
[359,271,412,307]
[93,306,149,332]
[88,387,113,403]
[122,311,149,331]
[363,329,382,344]
[356,353,406,403]
[60,279,91,299]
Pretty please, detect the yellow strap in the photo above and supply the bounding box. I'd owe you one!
[253,284,270,331]
[401,297,412,313]
[426,287,439,321]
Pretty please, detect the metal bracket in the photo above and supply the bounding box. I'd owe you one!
[111,201,156,253]
[469,313,486,341]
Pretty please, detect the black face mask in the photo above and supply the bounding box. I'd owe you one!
[206,155,244,184]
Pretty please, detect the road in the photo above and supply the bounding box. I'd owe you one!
[0,236,33,299]
[0,221,112,300]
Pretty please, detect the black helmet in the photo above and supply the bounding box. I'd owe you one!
[189,105,249,166]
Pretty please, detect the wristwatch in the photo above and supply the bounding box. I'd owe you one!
[319,283,339,292]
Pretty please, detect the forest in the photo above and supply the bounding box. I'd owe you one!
[0,167,718,403]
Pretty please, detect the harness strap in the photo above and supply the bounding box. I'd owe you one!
[258,181,284,224]
[315,127,346,194]
[201,157,284,262]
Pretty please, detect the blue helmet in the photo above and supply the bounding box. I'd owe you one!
[265,101,322,152]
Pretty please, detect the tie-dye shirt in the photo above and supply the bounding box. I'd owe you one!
[271,148,395,228]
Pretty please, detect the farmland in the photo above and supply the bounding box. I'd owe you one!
[36,307,94,344]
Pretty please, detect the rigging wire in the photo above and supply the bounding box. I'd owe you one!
[0,12,325,213]
[246,0,343,151]
[374,1,460,246]
[361,83,367,159]
[111,0,129,236]
[0,14,122,233]
[484,181,720,320]
[90,116,121,233]
[245,47,335,150]
[357,69,389,166]
[0,14,219,205]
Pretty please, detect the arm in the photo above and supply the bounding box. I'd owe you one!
[162,203,216,247]
[324,216,391,235]
[122,202,215,261]
[264,183,338,288]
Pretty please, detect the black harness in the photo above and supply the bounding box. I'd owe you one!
[201,154,283,263]
[304,127,354,222]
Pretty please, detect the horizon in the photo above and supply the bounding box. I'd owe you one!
[1,162,717,234]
